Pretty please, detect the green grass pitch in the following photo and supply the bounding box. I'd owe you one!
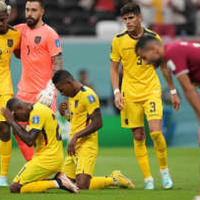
[0,147,199,200]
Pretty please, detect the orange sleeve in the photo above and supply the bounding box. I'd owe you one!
[47,29,62,57]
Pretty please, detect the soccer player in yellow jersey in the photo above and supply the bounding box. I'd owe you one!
[110,2,173,189]
[0,0,20,186]
[1,98,79,193]
[53,70,135,190]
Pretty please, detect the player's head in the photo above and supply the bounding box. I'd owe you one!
[25,0,46,28]
[120,2,142,32]
[135,35,164,66]
[0,0,9,34]
[6,98,32,122]
[53,70,78,97]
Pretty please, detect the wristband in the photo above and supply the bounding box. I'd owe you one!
[114,88,120,95]
[170,89,177,95]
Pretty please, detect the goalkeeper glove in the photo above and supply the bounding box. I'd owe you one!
[37,80,55,107]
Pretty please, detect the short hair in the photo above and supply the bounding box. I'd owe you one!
[135,35,160,55]
[52,70,74,85]
[120,2,141,16]
[26,0,46,8]
[6,98,22,111]
[0,1,8,14]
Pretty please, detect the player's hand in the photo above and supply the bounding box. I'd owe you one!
[37,80,55,107]
[171,93,180,111]
[114,92,124,110]
[67,135,77,156]
[1,108,14,124]
[59,101,68,116]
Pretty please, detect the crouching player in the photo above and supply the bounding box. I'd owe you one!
[1,98,79,193]
[53,70,135,190]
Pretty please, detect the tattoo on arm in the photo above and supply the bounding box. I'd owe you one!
[52,53,63,75]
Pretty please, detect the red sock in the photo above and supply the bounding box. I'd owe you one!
[14,134,34,161]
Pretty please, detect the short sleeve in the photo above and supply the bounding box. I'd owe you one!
[110,37,121,62]
[47,29,62,57]
[166,48,188,77]
[84,91,100,115]
[29,110,45,131]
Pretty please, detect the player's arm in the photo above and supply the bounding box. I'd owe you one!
[68,108,102,155]
[52,53,63,75]
[110,60,124,110]
[1,108,40,147]
[160,63,180,111]
[178,74,200,121]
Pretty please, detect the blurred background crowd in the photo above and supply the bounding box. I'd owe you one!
[6,0,200,37]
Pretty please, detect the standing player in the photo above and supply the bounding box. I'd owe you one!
[0,0,20,186]
[110,2,173,189]
[14,0,63,161]
[1,98,79,194]
[53,70,135,190]
[135,36,200,143]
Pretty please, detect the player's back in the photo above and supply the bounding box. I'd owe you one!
[165,42,200,83]
[110,28,161,101]
[29,103,63,171]
[0,26,20,95]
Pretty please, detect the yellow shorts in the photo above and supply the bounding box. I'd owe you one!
[63,146,98,179]
[13,160,56,185]
[121,94,163,128]
[0,95,13,121]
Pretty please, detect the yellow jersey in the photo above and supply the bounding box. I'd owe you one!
[68,86,100,150]
[0,26,20,95]
[110,28,161,102]
[28,103,64,171]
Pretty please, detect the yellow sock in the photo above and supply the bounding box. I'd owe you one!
[0,139,12,176]
[150,131,167,169]
[21,180,58,193]
[89,177,114,189]
[134,139,151,178]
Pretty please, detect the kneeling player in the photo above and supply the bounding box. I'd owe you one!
[53,70,135,190]
[1,98,79,193]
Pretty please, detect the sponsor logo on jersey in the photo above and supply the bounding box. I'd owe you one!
[7,39,13,47]
[55,39,61,47]
[32,116,40,124]
[87,95,95,103]
[34,36,42,44]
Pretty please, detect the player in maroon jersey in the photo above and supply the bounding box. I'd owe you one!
[135,35,200,145]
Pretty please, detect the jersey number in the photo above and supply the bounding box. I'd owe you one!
[150,102,156,113]
[137,57,142,65]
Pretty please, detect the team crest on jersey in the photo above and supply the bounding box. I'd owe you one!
[75,100,79,108]
[7,39,13,47]
[34,36,42,44]
[32,116,40,124]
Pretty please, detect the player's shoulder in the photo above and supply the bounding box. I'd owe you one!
[81,86,99,100]
[14,23,27,31]
[33,103,52,115]
[115,29,128,38]
[7,25,20,35]
[43,24,59,35]
[143,28,161,40]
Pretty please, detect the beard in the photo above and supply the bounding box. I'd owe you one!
[26,17,39,28]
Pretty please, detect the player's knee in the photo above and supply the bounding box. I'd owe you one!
[0,122,11,142]
[132,128,145,141]
[150,131,161,141]
[10,182,22,193]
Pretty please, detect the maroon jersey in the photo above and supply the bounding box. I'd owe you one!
[164,42,200,83]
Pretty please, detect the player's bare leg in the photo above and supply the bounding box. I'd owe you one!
[0,122,11,187]
[132,127,154,189]
[148,119,173,189]
[76,174,91,189]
